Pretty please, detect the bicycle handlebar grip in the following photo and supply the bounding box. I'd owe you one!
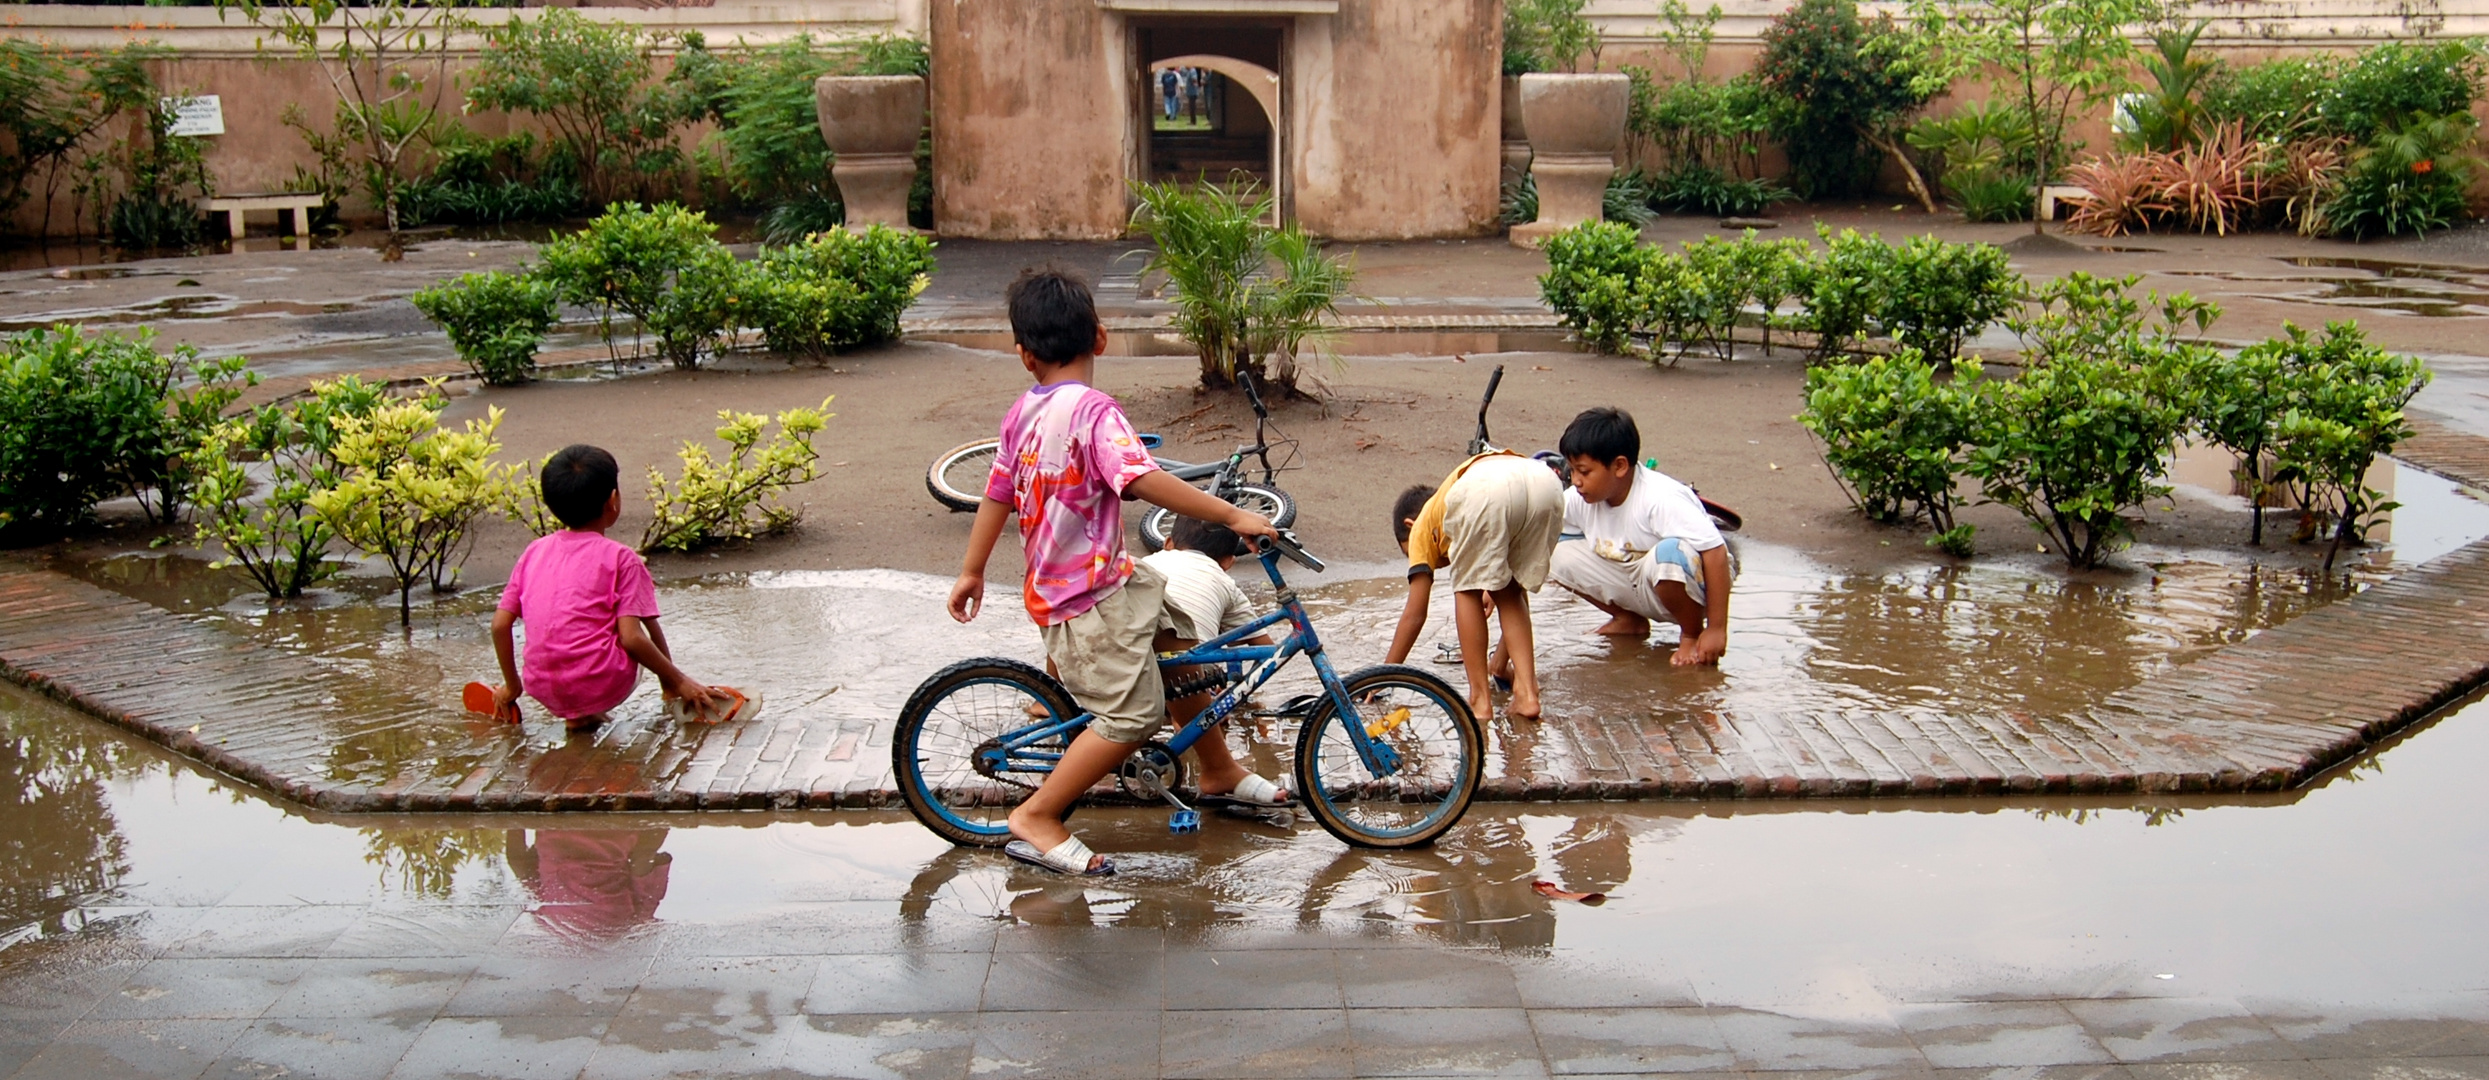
[1257,530,1325,572]
[1482,364,1505,407]
[1240,367,1270,419]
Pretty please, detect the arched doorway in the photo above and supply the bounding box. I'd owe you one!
[1135,22,1287,222]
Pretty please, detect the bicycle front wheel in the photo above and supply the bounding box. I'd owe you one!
[1292,665,1483,849]
[926,440,1000,512]
[893,658,1079,847]
[1138,483,1297,552]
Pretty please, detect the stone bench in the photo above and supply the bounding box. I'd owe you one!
[201,192,322,239]
[2036,184,2088,221]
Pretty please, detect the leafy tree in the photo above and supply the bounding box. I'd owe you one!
[1503,0,1599,74]
[1904,0,2163,231]
[0,41,163,242]
[216,0,467,247]
[186,376,389,599]
[1756,0,1935,205]
[463,8,689,207]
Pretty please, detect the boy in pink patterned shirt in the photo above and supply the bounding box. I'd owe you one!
[948,268,1277,876]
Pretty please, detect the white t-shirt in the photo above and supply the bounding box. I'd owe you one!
[1142,548,1255,642]
[1561,466,1725,564]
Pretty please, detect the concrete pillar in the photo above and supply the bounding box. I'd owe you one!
[1509,72,1629,248]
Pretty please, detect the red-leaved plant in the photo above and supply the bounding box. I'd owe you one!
[2065,153,2170,236]
[2155,121,2268,235]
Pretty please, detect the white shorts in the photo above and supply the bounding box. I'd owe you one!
[1550,536,1730,618]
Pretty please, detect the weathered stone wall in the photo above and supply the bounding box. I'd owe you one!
[926,0,1134,240]
[1288,0,1501,240]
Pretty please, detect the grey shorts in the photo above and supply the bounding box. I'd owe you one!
[1039,561,1170,745]
[1442,454,1564,594]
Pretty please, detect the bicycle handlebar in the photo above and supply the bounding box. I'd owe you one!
[1469,363,1506,455]
[1240,366,1270,420]
[1255,529,1324,572]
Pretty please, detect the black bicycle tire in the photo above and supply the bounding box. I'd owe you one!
[1138,483,1298,553]
[1291,664,1484,850]
[893,657,1080,847]
[927,440,1000,513]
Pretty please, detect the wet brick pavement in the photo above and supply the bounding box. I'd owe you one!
[6,416,2489,813]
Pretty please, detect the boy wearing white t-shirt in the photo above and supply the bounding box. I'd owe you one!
[1140,517,1290,808]
[1549,408,1735,667]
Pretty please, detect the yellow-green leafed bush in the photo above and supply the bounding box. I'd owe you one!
[185,376,391,599]
[309,390,518,626]
[640,397,833,554]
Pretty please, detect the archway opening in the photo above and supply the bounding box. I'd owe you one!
[1137,25,1285,214]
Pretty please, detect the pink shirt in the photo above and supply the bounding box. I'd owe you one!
[498,530,661,719]
[984,381,1159,625]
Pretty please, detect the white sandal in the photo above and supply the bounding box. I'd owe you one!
[1003,835,1115,877]
[1200,773,1292,808]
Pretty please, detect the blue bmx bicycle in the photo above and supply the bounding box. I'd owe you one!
[893,531,1484,850]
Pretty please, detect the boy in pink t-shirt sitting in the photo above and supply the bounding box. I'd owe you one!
[488,445,741,731]
[948,268,1278,876]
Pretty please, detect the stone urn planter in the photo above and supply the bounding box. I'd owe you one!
[1500,74,1531,191]
[1510,72,1630,247]
[814,74,926,232]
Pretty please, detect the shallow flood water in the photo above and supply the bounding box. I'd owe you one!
[3,673,2486,1009]
[58,460,2489,797]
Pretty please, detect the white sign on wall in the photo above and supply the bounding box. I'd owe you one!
[164,95,225,137]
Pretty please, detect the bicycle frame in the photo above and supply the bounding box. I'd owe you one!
[972,544,1402,784]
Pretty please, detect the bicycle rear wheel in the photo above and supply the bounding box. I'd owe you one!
[1291,665,1483,849]
[927,440,1000,512]
[893,658,1079,846]
[1139,483,1297,553]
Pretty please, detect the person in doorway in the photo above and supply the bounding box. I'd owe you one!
[1382,450,1565,722]
[947,267,1276,876]
[1184,68,1207,124]
[1548,407,1735,667]
[1160,67,1182,122]
[1142,516,1289,810]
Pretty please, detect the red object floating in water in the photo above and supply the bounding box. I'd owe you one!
[1532,880,1607,904]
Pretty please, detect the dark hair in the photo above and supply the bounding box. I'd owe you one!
[1559,406,1640,466]
[1006,266,1101,365]
[1169,515,1244,558]
[541,444,620,529]
[1391,484,1435,545]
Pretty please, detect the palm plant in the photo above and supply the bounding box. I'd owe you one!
[2123,21,2216,152]
[1130,179,1357,392]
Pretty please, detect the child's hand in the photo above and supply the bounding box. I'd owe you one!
[1225,508,1278,542]
[948,571,985,623]
[1675,626,1727,667]
[493,682,522,710]
[669,678,719,707]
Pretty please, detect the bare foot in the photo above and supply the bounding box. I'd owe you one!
[1469,691,1496,722]
[1592,614,1652,637]
[565,712,609,733]
[1508,688,1542,722]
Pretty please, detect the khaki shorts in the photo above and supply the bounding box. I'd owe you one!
[1550,536,1731,616]
[1039,561,1169,745]
[1442,454,1564,594]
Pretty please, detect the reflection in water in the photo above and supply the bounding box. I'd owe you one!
[507,828,672,941]
[0,706,138,944]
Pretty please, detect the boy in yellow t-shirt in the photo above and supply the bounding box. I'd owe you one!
[1382,450,1564,720]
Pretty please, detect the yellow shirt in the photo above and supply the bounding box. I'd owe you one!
[1406,451,1522,576]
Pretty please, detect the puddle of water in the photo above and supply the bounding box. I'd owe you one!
[2172,256,2489,317]
[2,669,2486,1005]
[61,464,2489,792]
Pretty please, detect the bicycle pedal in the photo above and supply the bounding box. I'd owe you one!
[1169,809,1201,833]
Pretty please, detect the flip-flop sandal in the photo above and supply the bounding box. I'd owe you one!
[665,687,761,725]
[1433,642,1462,665]
[462,681,520,724]
[1003,836,1114,877]
[1198,773,1292,810]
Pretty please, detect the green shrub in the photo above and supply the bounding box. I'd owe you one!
[1130,179,1354,392]
[1799,225,1896,362]
[2180,338,2293,544]
[2319,40,2487,144]
[1649,163,1792,217]
[536,203,737,369]
[639,399,834,553]
[1503,0,1598,74]
[186,375,388,598]
[0,326,254,542]
[398,132,586,227]
[2199,55,2338,143]
[750,226,936,360]
[2322,113,2478,240]
[2266,323,2431,568]
[1538,221,1647,353]
[1909,100,2040,222]
[1800,351,1982,532]
[308,388,517,626]
[1971,273,2210,569]
[410,271,561,385]
[1880,234,2019,365]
